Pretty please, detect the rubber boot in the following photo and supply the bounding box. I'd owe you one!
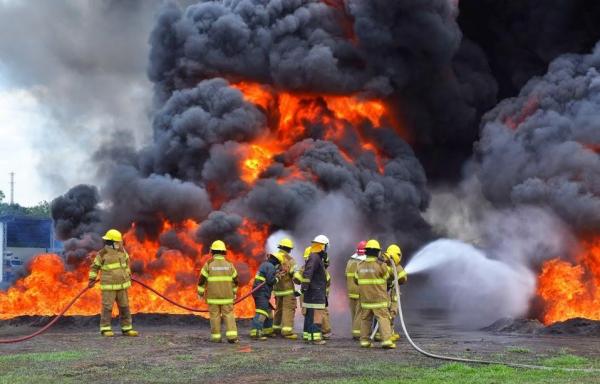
[101,330,114,337]
[122,330,139,337]
[391,332,400,342]
[284,334,298,340]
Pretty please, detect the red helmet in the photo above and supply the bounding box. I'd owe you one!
[356,240,367,256]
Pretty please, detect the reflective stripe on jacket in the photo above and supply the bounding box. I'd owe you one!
[345,258,360,299]
[89,246,131,291]
[273,251,297,297]
[354,257,391,309]
[198,256,239,305]
[253,260,278,299]
[301,252,327,308]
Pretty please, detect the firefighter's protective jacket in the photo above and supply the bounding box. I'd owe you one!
[198,255,239,305]
[253,259,278,299]
[273,250,297,297]
[354,256,392,309]
[301,252,327,308]
[89,246,131,291]
[345,258,360,300]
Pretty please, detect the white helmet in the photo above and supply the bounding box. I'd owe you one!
[312,235,330,245]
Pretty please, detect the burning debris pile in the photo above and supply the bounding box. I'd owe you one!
[0,0,599,328]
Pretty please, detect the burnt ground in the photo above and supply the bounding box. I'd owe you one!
[2,315,600,384]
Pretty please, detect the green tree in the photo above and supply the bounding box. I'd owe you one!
[0,190,4,203]
[26,201,51,217]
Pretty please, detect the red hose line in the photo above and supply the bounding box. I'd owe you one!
[0,284,94,344]
[0,279,266,344]
[130,277,265,312]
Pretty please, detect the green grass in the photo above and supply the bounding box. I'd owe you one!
[0,350,89,363]
[1,346,598,384]
[319,362,596,384]
[506,346,531,354]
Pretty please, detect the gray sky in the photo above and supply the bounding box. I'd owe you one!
[0,0,183,205]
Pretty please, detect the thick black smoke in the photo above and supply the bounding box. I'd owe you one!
[458,0,600,100]
[475,44,600,233]
[148,0,499,181]
[51,185,102,240]
[50,0,446,261]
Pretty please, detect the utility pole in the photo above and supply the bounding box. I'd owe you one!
[9,172,14,205]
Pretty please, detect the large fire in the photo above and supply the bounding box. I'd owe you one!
[0,219,266,320]
[537,238,600,325]
[0,82,396,320]
[233,81,403,184]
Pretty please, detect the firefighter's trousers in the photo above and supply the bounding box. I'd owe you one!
[360,307,393,346]
[273,295,296,335]
[349,298,361,338]
[208,304,238,342]
[251,293,273,336]
[100,289,132,332]
[303,308,324,341]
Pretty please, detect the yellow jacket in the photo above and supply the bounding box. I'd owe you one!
[89,246,131,291]
[354,257,391,310]
[198,256,239,305]
[273,250,297,297]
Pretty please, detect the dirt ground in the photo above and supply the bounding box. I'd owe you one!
[3,315,600,384]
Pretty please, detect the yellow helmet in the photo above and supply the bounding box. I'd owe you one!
[278,238,294,250]
[102,229,123,242]
[365,239,381,251]
[272,251,285,264]
[303,246,311,259]
[386,244,402,265]
[210,240,227,252]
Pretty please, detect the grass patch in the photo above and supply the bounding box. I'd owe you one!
[318,362,596,384]
[542,354,589,368]
[0,350,88,363]
[506,346,531,354]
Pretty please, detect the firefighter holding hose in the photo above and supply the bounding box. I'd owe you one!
[197,240,240,343]
[272,238,299,339]
[354,239,395,349]
[88,229,138,337]
[385,244,408,342]
[346,240,366,340]
[250,252,282,340]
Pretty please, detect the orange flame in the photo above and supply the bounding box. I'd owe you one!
[0,219,267,320]
[537,238,600,324]
[233,81,402,184]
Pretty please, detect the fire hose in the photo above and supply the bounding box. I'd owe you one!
[0,278,265,344]
[390,262,599,372]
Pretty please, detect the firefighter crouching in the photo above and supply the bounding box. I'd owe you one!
[385,244,408,342]
[272,238,299,339]
[346,241,366,340]
[88,229,138,337]
[250,252,282,340]
[354,239,395,349]
[301,235,330,345]
[197,240,239,344]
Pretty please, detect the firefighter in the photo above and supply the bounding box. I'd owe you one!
[301,235,330,345]
[345,241,366,340]
[354,239,395,349]
[88,229,138,337]
[385,244,408,342]
[272,238,299,339]
[197,240,239,343]
[293,246,311,341]
[250,253,281,340]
